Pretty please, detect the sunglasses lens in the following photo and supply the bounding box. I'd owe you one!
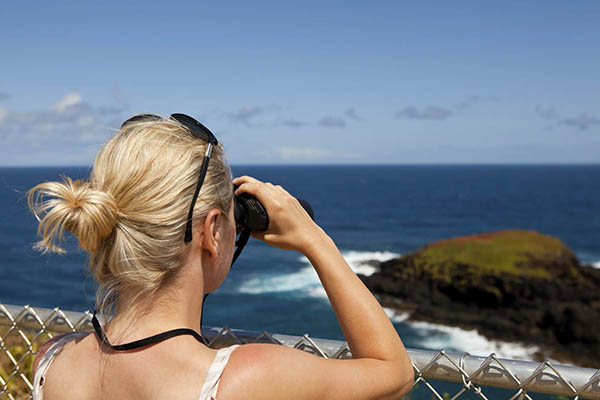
[170,113,213,143]
[120,114,161,129]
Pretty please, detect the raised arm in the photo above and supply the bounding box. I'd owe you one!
[229,176,414,399]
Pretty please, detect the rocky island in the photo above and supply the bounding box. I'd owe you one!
[358,230,600,367]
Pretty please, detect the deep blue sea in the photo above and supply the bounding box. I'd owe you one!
[1,165,600,362]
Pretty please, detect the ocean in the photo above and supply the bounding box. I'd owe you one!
[1,165,599,361]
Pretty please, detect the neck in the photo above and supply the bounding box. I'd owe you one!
[108,262,206,340]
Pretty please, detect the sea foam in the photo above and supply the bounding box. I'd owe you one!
[383,308,539,360]
[410,320,540,360]
[237,250,400,297]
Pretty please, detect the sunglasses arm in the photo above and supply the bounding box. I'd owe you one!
[184,142,214,243]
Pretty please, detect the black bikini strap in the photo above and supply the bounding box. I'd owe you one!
[92,311,207,351]
[231,228,251,267]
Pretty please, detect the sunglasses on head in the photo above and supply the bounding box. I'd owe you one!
[121,113,219,244]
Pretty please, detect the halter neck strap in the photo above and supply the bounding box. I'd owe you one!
[92,311,207,351]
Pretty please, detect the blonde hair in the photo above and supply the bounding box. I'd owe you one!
[28,117,233,316]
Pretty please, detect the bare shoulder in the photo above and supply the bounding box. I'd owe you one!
[32,332,90,375]
[220,343,413,400]
[37,332,104,399]
[219,343,326,399]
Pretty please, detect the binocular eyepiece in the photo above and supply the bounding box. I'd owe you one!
[234,189,314,233]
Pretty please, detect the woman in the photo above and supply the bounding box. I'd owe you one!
[29,114,414,399]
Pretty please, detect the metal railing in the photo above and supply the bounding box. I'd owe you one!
[1,303,599,399]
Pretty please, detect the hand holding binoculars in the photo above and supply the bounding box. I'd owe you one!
[233,188,315,233]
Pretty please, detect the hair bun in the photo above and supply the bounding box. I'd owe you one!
[64,179,118,251]
[28,177,119,253]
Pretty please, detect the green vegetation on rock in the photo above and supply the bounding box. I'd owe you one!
[396,229,579,282]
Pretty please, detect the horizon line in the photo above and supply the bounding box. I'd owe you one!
[2,162,600,168]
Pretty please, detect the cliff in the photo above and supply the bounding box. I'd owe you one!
[359,230,600,367]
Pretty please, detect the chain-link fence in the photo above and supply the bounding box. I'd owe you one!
[1,303,599,399]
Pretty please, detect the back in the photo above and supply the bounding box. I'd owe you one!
[33,333,237,400]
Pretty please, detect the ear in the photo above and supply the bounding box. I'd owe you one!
[201,208,222,260]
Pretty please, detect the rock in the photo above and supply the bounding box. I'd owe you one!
[359,230,600,367]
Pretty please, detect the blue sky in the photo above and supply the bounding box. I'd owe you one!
[1,1,599,165]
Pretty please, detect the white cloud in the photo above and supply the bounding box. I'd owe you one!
[0,92,127,165]
[395,105,453,121]
[77,115,94,127]
[274,146,360,161]
[54,92,83,112]
[276,146,335,160]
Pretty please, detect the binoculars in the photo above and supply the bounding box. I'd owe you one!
[234,190,314,233]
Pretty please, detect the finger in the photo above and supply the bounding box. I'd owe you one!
[250,231,266,241]
[274,185,290,196]
[233,176,261,186]
[235,181,279,208]
[234,181,263,197]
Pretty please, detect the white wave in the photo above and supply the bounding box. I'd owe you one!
[592,261,600,269]
[305,285,327,299]
[407,319,539,360]
[237,266,319,294]
[384,307,409,322]
[237,249,399,297]
[339,250,401,276]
